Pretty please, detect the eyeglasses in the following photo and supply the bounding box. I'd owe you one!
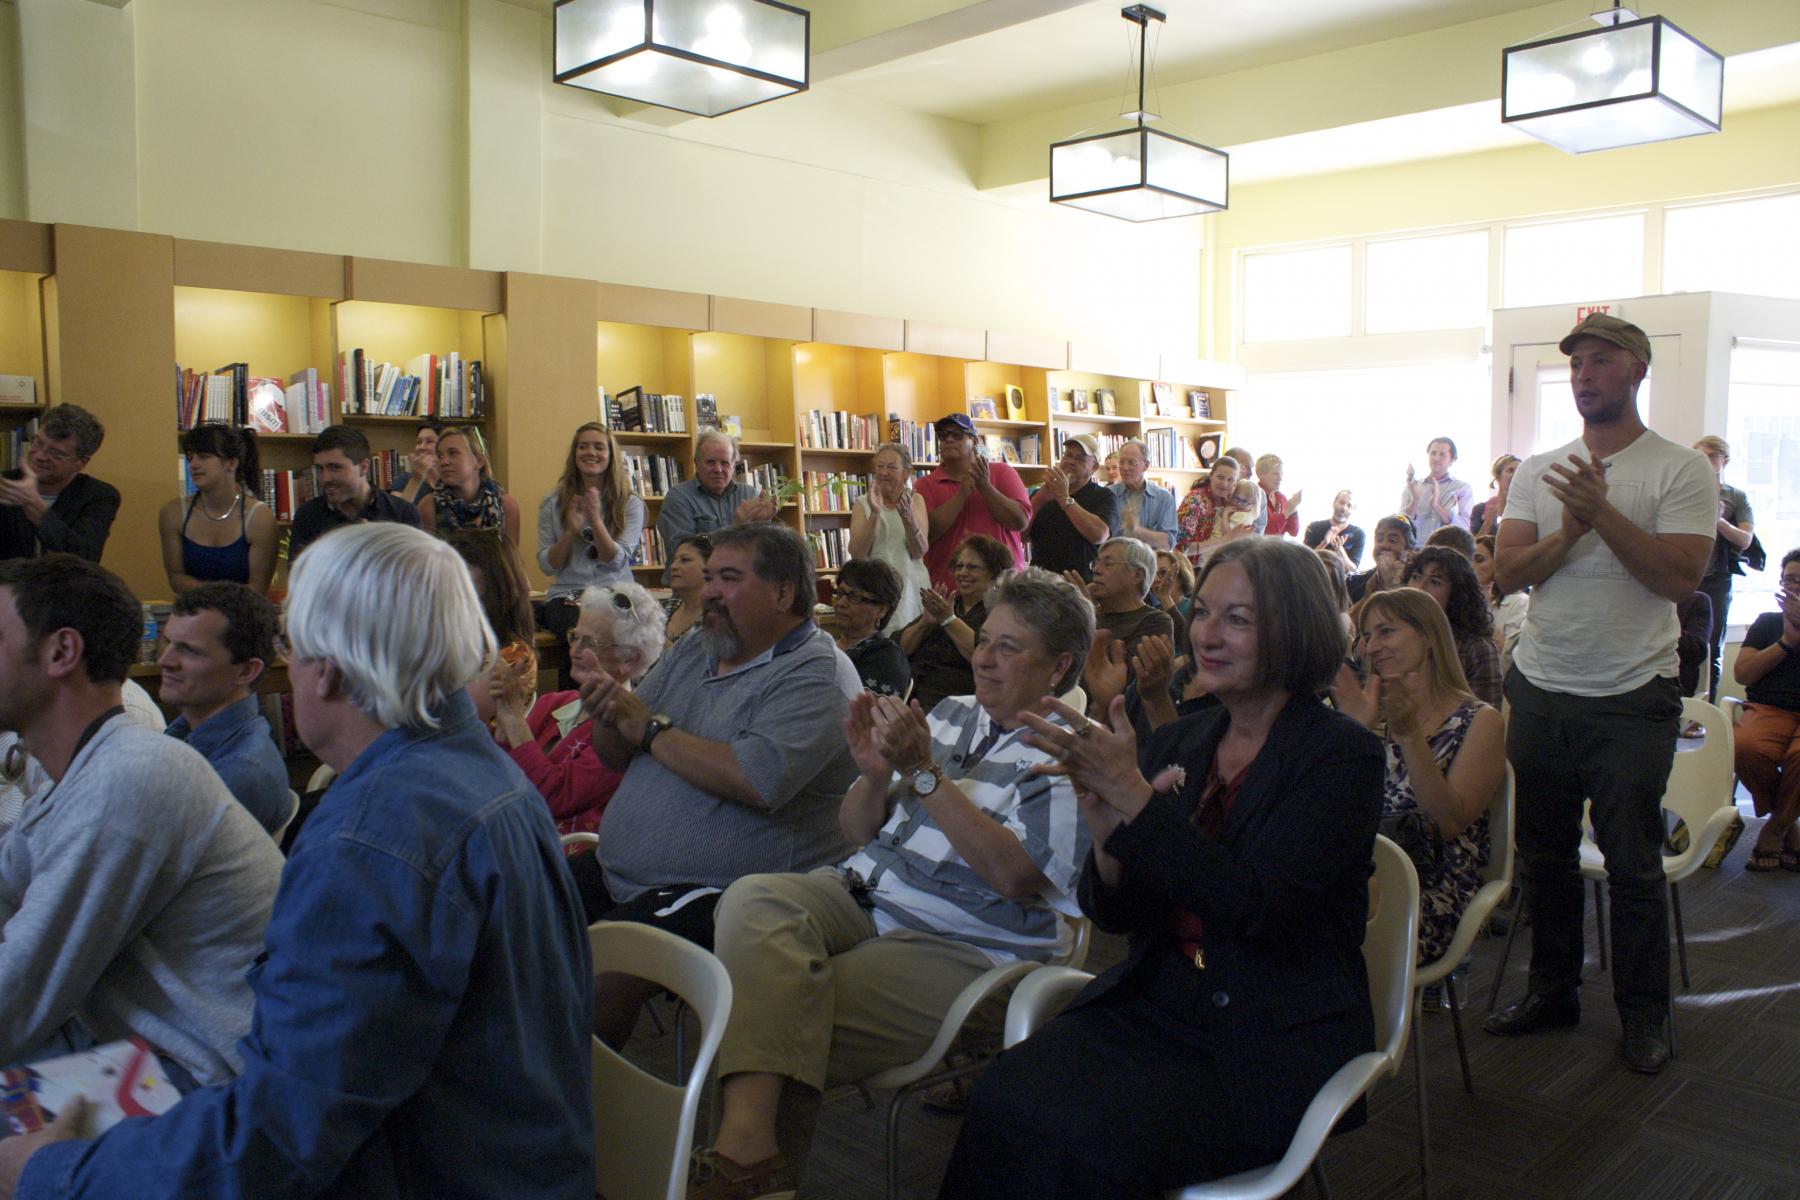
[28,435,79,465]
[835,589,878,607]
[567,632,607,656]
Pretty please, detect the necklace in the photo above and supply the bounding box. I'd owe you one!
[199,491,242,522]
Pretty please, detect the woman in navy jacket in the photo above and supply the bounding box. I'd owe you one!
[939,537,1384,1199]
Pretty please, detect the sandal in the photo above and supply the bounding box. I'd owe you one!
[1745,846,1783,872]
[1782,847,1800,873]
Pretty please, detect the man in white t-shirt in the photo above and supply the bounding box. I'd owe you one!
[1484,313,1716,1076]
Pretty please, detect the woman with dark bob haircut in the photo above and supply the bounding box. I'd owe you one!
[1400,544,1501,708]
[938,537,1385,1199]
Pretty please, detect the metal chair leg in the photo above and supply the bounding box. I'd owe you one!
[1489,883,1525,1014]
[1670,880,1691,989]
[1445,973,1474,1094]
[1412,1004,1432,1200]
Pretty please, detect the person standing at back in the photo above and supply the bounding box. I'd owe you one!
[1485,314,1716,1075]
[1402,436,1473,540]
[655,430,776,586]
[1692,435,1754,703]
[1026,433,1114,579]
[916,414,1028,590]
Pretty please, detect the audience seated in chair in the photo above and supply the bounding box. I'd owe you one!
[580,521,858,1046]
[897,533,1008,715]
[689,568,1095,1198]
[1735,548,1800,872]
[491,581,665,915]
[447,527,538,724]
[0,555,282,1099]
[158,582,291,836]
[937,538,1385,1198]
[1346,513,1416,605]
[831,557,911,698]
[1400,546,1502,708]
[0,524,597,1199]
[1333,588,1505,965]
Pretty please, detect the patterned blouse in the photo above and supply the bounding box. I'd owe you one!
[1457,633,1503,709]
[1383,701,1490,964]
[430,478,508,536]
[1174,486,1227,566]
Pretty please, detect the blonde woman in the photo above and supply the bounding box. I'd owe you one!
[538,422,645,644]
[848,441,930,634]
[419,426,521,546]
[1333,587,1505,966]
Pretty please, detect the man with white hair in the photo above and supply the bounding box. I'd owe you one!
[655,430,776,584]
[1107,440,1178,550]
[1,525,595,1199]
[1086,537,1175,659]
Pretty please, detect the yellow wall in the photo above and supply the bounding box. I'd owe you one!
[0,3,23,220]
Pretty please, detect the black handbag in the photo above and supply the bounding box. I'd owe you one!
[1742,534,1767,573]
[1380,809,1446,891]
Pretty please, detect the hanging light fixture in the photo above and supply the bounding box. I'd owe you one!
[1501,4,1722,154]
[1049,5,1228,221]
[554,0,810,118]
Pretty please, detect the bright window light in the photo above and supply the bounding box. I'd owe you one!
[1242,246,1352,342]
[1726,342,1800,621]
[1503,213,1644,308]
[1664,193,1800,300]
[1366,230,1491,333]
[1531,362,1653,455]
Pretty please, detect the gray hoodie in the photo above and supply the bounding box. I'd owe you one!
[0,713,283,1084]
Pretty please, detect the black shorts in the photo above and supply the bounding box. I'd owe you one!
[565,851,721,950]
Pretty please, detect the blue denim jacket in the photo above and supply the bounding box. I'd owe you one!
[20,691,595,1200]
[1108,481,1179,546]
[165,694,290,836]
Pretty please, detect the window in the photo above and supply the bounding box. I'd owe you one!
[1503,213,1644,309]
[1235,362,1491,548]
[1365,230,1490,333]
[1242,245,1351,342]
[1664,193,1800,300]
[1530,364,1654,456]
[1725,341,1800,622]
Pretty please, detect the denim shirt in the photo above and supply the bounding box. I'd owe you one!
[1108,481,1179,546]
[165,694,290,836]
[20,691,596,1200]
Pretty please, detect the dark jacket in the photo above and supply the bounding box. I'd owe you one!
[0,473,121,562]
[1074,694,1385,1136]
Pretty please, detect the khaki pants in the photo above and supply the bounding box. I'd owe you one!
[713,869,1003,1169]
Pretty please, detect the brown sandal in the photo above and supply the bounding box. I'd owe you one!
[1746,846,1783,872]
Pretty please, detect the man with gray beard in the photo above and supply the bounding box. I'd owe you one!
[577,522,857,1045]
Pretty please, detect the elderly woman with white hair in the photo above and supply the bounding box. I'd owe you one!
[0,523,597,1199]
[491,581,666,848]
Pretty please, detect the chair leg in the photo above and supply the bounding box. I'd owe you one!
[1445,973,1474,1095]
[1670,880,1691,990]
[1489,883,1524,1014]
[1413,1004,1432,1200]
[884,1084,912,1200]
[1592,879,1609,973]
[1309,1158,1332,1200]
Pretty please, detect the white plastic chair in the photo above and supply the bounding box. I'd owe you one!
[271,788,302,846]
[586,921,733,1200]
[560,831,599,851]
[305,763,336,793]
[1411,766,1514,1199]
[1001,840,1420,1200]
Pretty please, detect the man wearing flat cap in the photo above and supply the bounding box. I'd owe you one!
[1485,313,1717,1075]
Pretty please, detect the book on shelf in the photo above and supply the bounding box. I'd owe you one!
[1142,426,1205,471]
[336,349,484,419]
[1070,388,1089,414]
[982,434,1021,464]
[801,409,880,451]
[805,527,852,571]
[803,471,871,514]
[968,397,998,420]
[735,461,786,497]
[283,369,330,435]
[612,386,686,434]
[1,419,42,471]
[623,451,683,498]
[633,526,667,569]
[0,375,35,406]
[1054,428,1130,461]
[722,415,742,437]
[1188,390,1212,420]
[1004,384,1026,421]
[1095,388,1116,417]
[1151,381,1176,416]
[695,393,719,430]
[1018,432,1041,465]
[885,415,937,465]
[259,466,321,522]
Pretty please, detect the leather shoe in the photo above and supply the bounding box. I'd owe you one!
[1483,991,1579,1037]
[1621,1013,1670,1074]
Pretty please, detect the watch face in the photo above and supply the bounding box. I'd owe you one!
[911,768,938,796]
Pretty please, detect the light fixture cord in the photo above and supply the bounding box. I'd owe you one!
[1136,13,1147,128]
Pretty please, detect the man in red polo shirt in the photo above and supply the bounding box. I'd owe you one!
[916,414,1030,591]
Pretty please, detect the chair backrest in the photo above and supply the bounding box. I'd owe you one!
[1482,765,1516,890]
[271,789,302,845]
[587,922,733,1200]
[560,831,600,851]
[1366,835,1421,1069]
[1063,915,1093,970]
[1662,696,1736,833]
[305,763,336,794]
[1060,683,1088,716]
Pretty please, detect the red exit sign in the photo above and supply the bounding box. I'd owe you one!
[1576,303,1614,321]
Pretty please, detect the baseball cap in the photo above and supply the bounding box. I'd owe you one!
[1060,433,1101,460]
[934,412,977,437]
[1559,313,1651,364]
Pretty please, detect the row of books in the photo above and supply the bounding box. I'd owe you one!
[800,409,882,450]
[805,527,852,571]
[886,416,938,464]
[802,471,871,514]
[624,452,684,498]
[1142,427,1222,470]
[0,419,41,471]
[1053,429,1132,461]
[980,433,1042,466]
[174,365,331,436]
[1149,382,1216,420]
[632,527,668,569]
[610,387,687,433]
[739,462,785,496]
[366,450,410,491]
[260,468,321,522]
[337,349,485,419]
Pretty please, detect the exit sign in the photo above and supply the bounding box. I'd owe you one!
[1575,302,1623,321]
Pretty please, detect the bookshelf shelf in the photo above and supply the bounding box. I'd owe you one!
[1050,411,1138,427]
[1143,414,1228,429]
[738,439,795,452]
[799,445,876,458]
[0,403,43,413]
[613,430,689,444]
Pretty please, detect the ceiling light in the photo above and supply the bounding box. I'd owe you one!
[1049,5,1228,221]
[554,0,809,118]
[1501,5,1722,154]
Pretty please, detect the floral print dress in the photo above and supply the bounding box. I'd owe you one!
[1383,701,1490,964]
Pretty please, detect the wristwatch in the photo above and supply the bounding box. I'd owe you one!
[907,763,942,798]
[639,712,675,755]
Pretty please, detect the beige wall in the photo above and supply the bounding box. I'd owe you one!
[0,2,23,220]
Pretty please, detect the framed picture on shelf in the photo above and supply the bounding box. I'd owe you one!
[1071,388,1089,414]
[1151,381,1174,416]
[1189,390,1212,420]
[1193,432,1222,469]
[1096,388,1116,416]
[1049,385,1067,413]
[1004,384,1026,421]
[969,397,999,420]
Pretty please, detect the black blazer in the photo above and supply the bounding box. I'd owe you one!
[1074,693,1385,1134]
[0,472,121,563]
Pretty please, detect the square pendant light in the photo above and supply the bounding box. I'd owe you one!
[1502,13,1723,154]
[1051,126,1229,221]
[555,0,810,118]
